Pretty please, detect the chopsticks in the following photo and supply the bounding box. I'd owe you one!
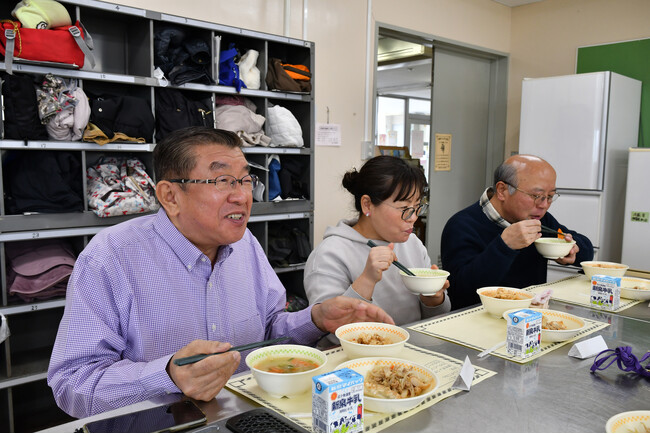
[540,224,565,238]
[366,240,416,276]
[173,336,290,366]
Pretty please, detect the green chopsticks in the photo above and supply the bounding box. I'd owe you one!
[366,240,416,276]
[173,336,290,366]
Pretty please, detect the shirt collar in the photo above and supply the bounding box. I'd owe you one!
[153,208,233,268]
[480,187,510,229]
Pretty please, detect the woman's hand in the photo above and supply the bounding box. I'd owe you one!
[419,264,449,307]
[351,243,396,299]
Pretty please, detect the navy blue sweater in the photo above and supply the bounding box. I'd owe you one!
[440,201,594,311]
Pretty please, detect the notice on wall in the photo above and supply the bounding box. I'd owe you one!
[315,123,341,146]
[434,133,452,171]
[411,130,424,158]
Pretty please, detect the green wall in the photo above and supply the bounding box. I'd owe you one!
[577,38,650,147]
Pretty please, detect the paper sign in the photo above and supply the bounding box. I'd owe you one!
[411,130,424,158]
[451,355,475,391]
[434,133,451,171]
[568,335,608,359]
[315,123,341,147]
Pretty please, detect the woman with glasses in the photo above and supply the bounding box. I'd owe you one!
[304,155,451,330]
[440,154,594,311]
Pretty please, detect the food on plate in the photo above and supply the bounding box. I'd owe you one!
[364,362,432,399]
[353,332,394,345]
[590,263,627,269]
[482,287,532,300]
[255,356,320,373]
[542,314,567,330]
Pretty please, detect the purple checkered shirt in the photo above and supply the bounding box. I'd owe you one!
[47,209,323,418]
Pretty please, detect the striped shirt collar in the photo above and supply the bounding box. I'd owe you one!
[480,187,510,229]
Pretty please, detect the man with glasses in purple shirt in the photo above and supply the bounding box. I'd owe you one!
[47,127,393,418]
[440,154,593,311]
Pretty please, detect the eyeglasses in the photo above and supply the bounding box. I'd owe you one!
[506,183,560,206]
[168,174,259,192]
[383,202,429,220]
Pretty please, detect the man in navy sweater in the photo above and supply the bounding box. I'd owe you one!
[441,154,593,311]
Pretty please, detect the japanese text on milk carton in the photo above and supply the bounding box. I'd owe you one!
[590,275,621,311]
[506,309,542,358]
[312,368,363,433]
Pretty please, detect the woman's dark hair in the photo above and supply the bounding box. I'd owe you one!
[342,155,427,213]
[153,126,241,182]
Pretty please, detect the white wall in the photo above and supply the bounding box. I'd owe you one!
[506,0,650,157]
[109,0,512,246]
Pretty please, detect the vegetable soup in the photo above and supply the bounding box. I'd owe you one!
[255,356,320,373]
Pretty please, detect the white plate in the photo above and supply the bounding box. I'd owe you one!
[503,308,585,342]
[335,357,437,413]
[620,277,650,301]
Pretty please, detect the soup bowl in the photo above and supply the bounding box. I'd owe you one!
[606,411,650,433]
[534,238,576,259]
[477,286,534,318]
[581,261,629,279]
[245,344,327,398]
[399,268,450,296]
[335,357,438,413]
[335,322,409,359]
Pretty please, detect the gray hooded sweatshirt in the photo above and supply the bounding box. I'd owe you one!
[304,219,451,326]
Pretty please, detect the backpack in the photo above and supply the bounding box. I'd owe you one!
[219,43,246,92]
[154,88,214,142]
[0,72,49,140]
[267,224,311,268]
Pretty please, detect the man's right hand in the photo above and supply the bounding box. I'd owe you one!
[501,219,542,250]
[168,340,240,402]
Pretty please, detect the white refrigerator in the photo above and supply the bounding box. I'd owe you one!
[621,148,650,272]
[518,71,642,279]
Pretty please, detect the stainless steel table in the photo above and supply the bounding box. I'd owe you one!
[43,301,650,433]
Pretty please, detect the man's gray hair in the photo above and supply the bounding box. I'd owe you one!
[493,161,518,194]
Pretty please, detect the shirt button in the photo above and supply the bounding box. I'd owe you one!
[187,264,192,270]
[212,324,216,332]
[209,282,213,288]
[201,257,206,262]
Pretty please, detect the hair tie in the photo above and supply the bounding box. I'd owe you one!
[590,346,650,377]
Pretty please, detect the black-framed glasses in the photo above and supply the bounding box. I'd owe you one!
[505,182,560,206]
[168,174,259,192]
[383,202,429,220]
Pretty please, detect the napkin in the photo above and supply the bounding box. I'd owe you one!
[568,335,608,359]
[452,356,475,391]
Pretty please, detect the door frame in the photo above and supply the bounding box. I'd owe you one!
[372,23,509,251]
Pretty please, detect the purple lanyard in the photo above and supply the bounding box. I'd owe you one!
[590,346,650,377]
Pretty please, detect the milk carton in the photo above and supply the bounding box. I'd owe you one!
[590,275,621,311]
[506,309,542,358]
[312,368,364,433]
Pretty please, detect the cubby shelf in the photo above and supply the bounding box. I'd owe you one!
[0,0,314,430]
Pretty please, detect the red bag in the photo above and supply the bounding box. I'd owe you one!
[0,20,95,74]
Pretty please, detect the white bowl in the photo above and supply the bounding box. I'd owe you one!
[477,286,534,318]
[581,261,629,279]
[399,268,450,296]
[335,357,438,413]
[534,238,576,259]
[503,308,585,342]
[245,344,327,398]
[335,322,409,360]
[620,277,650,300]
[606,411,650,433]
